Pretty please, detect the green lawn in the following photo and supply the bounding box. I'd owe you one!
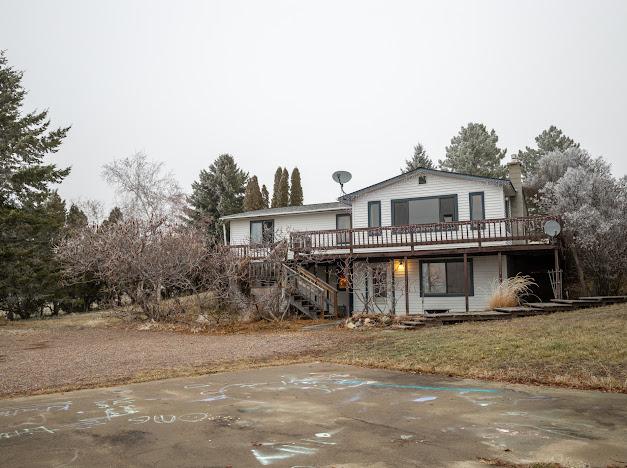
[328,303,627,392]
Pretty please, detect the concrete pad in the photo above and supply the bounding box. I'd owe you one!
[1,363,626,467]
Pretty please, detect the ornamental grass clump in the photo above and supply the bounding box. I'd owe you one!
[488,275,537,309]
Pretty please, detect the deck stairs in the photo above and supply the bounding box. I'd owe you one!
[249,261,340,320]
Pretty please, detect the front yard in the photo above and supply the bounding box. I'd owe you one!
[330,303,627,392]
[1,303,625,398]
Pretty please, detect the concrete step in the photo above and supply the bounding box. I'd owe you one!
[493,306,545,317]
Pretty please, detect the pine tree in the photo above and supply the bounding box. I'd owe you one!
[270,167,283,208]
[439,123,507,178]
[516,126,579,178]
[101,206,123,229]
[289,168,304,206]
[277,168,290,207]
[0,52,71,319]
[187,154,248,240]
[261,185,270,208]
[66,204,88,229]
[402,142,434,172]
[243,175,265,211]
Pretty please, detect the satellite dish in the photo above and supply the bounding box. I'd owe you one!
[543,219,561,237]
[332,170,352,194]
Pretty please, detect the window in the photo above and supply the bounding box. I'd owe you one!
[368,201,381,228]
[250,220,274,244]
[421,259,473,296]
[391,195,458,226]
[336,214,351,245]
[418,175,427,184]
[372,264,387,298]
[469,192,485,221]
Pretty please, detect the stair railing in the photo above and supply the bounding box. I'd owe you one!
[282,264,326,318]
[295,266,339,318]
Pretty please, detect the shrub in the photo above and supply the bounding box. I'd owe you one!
[488,275,537,309]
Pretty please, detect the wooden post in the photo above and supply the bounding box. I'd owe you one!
[390,259,395,314]
[554,247,562,300]
[498,251,503,283]
[404,256,409,316]
[463,253,469,313]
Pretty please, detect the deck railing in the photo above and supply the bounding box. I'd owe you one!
[288,215,560,254]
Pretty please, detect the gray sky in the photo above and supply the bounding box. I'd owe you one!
[2,0,626,208]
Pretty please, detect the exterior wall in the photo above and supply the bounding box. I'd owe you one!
[351,172,507,229]
[228,210,349,245]
[344,172,509,253]
[352,255,507,314]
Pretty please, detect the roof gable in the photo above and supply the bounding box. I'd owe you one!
[339,167,516,201]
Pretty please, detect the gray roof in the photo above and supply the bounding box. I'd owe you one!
[339,167,516,201]
[220,202,350,221]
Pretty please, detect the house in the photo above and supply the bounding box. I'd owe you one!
[220,161,562,318]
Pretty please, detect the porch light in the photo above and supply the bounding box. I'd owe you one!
[395,259,405,273]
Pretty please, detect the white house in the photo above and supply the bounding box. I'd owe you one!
[221,161,561,317]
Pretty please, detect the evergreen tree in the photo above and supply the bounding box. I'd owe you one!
[101,206,123,229]
[187,154,248,240]
[66,204,88,230]
[243,175,265,211]
[289,167,304,206]
[516,126,579,177]
[402,142,434,172]
[261,184,270,209]
[0,51,71,319]
[270,167,283,208]
[439,123,507,178]
[277,168,290,207]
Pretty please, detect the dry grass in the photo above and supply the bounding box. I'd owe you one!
[328,303,627,392]
[488,274,537,309]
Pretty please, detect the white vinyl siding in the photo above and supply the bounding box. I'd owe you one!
[353,255,507,314]
[352,172,506,229]
[228,210,348,245]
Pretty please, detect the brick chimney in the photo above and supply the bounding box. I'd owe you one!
[507,158,526,217]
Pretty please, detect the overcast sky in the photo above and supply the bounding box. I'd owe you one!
[2,0,626,208]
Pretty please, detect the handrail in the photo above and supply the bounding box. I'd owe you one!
[289,215,560,253]
[295,265,339,318]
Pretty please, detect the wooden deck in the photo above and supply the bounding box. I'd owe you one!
[393,296,626,328]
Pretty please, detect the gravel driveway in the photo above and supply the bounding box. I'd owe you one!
[0,323,355,398]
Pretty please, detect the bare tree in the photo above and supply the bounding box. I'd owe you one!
[102,152,185,221]
[56,218,210,320]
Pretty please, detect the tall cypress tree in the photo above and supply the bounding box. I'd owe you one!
[0,51,71,319]
[270,167,283,208]
[243,175,265,211]
[289,167,304,206]
[187,154,248,240]
[261,185,270,208]
[277,168,290,207]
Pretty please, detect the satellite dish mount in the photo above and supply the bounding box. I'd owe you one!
[332,170,352,195]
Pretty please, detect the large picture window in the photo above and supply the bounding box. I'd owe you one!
[250,220,274,244]
[391,195,458,226]
[420,259,473,296]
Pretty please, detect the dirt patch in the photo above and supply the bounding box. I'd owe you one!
[0,323,364,399]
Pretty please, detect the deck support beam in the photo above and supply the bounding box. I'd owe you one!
[498,251,503,283]
[390,259,395,314]
[554,247,562,300]
[464,253,469,313]
[404,256,409,316]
